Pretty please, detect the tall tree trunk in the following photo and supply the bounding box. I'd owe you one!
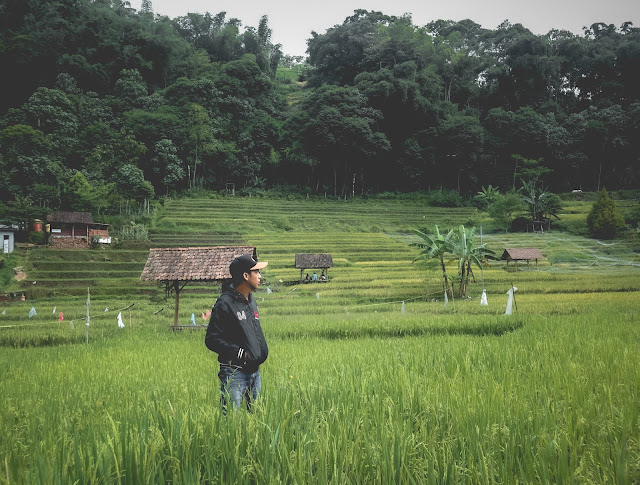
[440,258,451,297]
[193,141,198,188]
[459,264,467,298]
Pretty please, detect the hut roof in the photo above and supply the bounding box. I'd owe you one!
[501,248,544,261]
[140,246,257,282]
[47,211,109,226]
[48,211,94,224]
[295,253,333,269]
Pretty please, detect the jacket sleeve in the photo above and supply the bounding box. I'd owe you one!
[205,300,244,366]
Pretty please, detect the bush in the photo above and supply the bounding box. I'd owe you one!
[425,189,464,207]
[28,231,45,245]
[488,192,525,232]
[271,215,294,231]
[553,218,589,236]
[587,188,626,239]
[0,253,18,290]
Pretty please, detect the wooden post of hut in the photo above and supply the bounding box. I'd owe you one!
[295,253,333,282]
[140,246,261,327]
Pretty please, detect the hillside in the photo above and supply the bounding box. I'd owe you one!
[1,196,639,483]
[3,196,638,323]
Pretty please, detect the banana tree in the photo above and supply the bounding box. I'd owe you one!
[451,225,496,298]
[412,225,455,297]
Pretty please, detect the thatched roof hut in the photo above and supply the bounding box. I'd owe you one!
[295,253,333,281]
[47,211,110,246]
[140,246,258,325]
[140,246,257,282]
[501,248,544,268]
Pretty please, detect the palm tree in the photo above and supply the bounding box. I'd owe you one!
[412,226,455,297]
[451,225,496,299]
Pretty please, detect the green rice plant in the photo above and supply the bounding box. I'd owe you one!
[1,196,640,483]
[1,303,638,483]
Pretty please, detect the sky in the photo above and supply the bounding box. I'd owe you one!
[133,0,639,57]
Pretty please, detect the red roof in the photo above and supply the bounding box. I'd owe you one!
[140,246,258,281]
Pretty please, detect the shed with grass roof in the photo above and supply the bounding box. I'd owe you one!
[47,211,110,247]
[140,246,258,326]
[501,248,544,269]
[295,253,333,281]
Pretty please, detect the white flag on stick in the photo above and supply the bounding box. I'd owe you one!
[28,306,37,318]
[505,287,518,315]
[444,291,449,308]
[480,290,488,306]
[117,312,125,328]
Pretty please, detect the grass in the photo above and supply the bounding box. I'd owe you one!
[1,195,639,483]
[1,308,638,483]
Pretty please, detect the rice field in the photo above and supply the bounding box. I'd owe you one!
[1,196,639,484]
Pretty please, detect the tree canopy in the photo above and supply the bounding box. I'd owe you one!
[1,2,639,219]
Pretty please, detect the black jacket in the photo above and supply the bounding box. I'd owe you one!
[205,283,268,374]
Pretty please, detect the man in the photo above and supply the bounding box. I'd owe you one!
[205,254,269,411]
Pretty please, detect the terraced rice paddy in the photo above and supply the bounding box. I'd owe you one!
[1,196,639,483]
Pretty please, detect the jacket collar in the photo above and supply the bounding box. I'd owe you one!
[222,281,253,304]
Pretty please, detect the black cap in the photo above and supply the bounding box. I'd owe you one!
[229,254,268,277]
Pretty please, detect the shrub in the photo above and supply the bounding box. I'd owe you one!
[587,188,625,239]
[28,231,45,245]
[425,189,464,207]
[488,192,525,232]
[272,215,294,231]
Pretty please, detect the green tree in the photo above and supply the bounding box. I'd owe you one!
[284,84,390,195]
[307,10,397,86]
[475,184,500,208]
[450,225,495,299]
[488,192,525,232]
[3,196,44,230]
[0,124,62,202]
[437,113,485,193]
[62,171,112,214]
[412,225,455,297]
[587,188,625,239]
[114,69,148,109]
[152,139,184,194]
[187,103,216,189]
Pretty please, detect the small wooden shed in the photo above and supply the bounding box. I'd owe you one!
[0,224,17,254]
[295,253,333,281]
[501,248,544,268]
[140,246,258,326]
[47,211,110,246]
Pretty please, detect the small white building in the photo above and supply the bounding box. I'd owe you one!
[0,225,17,254]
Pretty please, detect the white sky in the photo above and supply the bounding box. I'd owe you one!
[133,0,639,57]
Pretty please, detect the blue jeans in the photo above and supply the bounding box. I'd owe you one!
[218,366,261,412]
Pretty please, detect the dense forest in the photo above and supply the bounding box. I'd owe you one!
[1,0,639,220]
